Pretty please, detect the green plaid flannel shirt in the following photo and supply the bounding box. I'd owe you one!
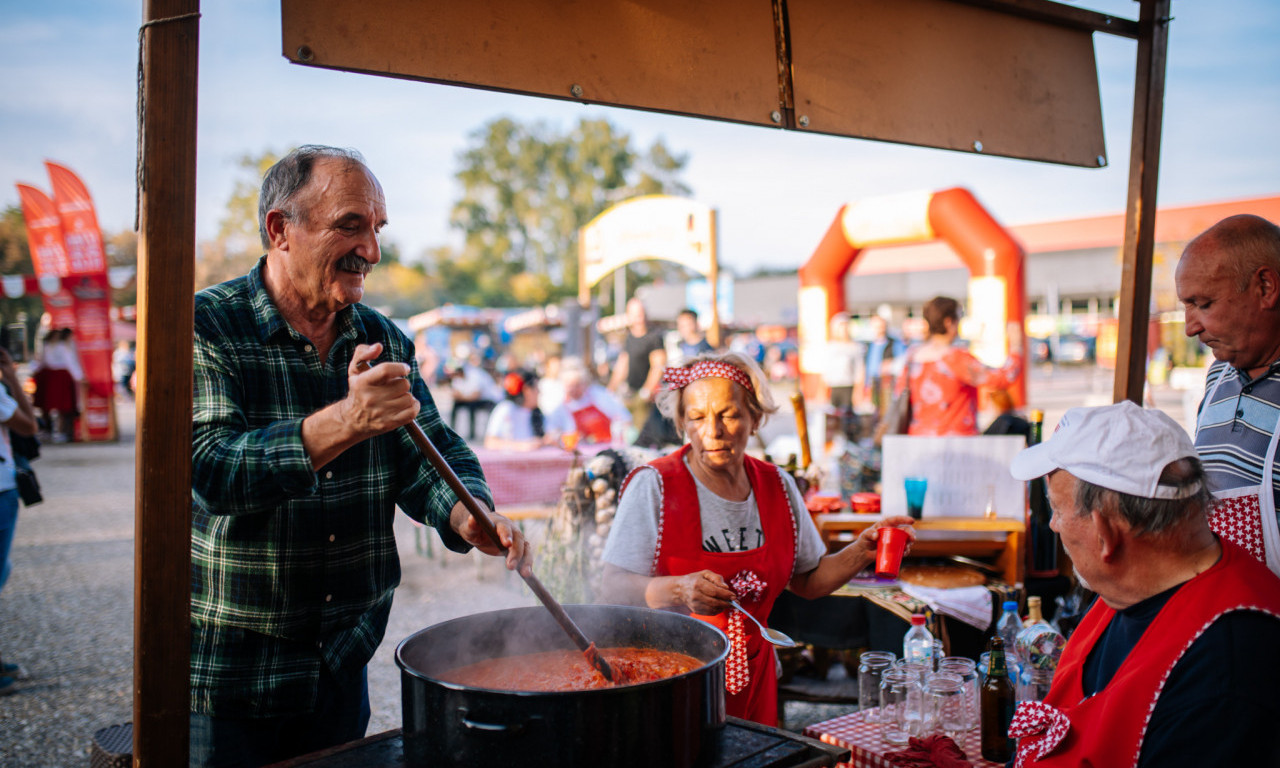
[190,258,492,716]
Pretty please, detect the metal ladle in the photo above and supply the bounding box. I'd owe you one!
[730,600,798,648]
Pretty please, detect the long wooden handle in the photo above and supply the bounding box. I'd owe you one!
[358,361,614,681]
[791,392,812,469]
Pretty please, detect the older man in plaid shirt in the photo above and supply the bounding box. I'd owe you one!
[189,145,530,767]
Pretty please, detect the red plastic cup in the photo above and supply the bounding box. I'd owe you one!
[875,526,910,579]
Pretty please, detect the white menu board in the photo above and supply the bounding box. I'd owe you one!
[881,435,1026,520]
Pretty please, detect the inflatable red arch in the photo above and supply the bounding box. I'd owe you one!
[797,187,1027,405]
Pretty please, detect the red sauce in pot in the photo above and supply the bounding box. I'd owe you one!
[442,647,703,691]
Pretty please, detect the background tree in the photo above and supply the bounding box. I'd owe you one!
[195,150,280,290]
[440,116,691,307]
[0,206,43,344]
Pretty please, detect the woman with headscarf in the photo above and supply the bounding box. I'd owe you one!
[601,351,914,726]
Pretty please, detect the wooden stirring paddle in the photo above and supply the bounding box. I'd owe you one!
[357,361,616,683]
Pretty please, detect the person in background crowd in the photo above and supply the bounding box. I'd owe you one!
[608,298,676,448]
[484,369,552,451]
[31,328,82,443]
[982,387,1031,443]
[189,145,529,767]
[601,351,915,726]
[0,345,39,696]
[547,356,631,445]
[860,314,905,414]
[1008,401,1280,767]
[447,343,502,441]
[1175,213,1280,578]
[896,296,1022,436]
[112,340,136,398]
[673,308,713,364]
[822,312,864,439]
[536,354,566,415]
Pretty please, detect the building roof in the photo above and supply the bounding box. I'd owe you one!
[853,194,1280,275]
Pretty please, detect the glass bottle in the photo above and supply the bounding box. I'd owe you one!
[1027,409,1060,576]
[1016,596,1066,700]
[980,636,1016,763]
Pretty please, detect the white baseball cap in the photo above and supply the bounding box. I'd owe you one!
[1010,401,1200,499]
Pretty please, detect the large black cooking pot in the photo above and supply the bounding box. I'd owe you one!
[396,604,728,768]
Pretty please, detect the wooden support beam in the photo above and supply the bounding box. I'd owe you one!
[1114,0,1170,405]
[135,1,199,765]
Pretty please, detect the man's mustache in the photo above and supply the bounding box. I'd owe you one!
[337,254,373,274]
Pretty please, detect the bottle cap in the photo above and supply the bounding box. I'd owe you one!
[1003,601,1018,611]
[910,614,926,625]
[1028,596,1041,608]
[1031,408,1045,421]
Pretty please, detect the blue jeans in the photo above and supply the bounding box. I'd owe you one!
[0,489,19,594]
[189,665,370,768]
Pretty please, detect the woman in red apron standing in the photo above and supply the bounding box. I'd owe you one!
[600,351,914,726]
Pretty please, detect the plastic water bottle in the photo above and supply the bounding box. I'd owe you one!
[903,614,935,665]
[996,600,1023,674]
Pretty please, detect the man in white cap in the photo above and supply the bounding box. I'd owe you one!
[1006,401,1280,768]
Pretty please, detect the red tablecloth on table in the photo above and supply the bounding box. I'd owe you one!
[803,709,1003,768]
[473,445,604,507]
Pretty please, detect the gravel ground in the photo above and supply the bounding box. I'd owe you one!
[0,397,848,767]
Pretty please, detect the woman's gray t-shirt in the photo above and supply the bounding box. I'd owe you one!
[602,457,827,578]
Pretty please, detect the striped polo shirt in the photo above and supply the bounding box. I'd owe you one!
[1194,360,1280,502]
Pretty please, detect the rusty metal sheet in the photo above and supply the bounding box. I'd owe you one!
[786,0,1106,166]
[280,0,783,127]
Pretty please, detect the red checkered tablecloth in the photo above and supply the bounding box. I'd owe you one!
[473,445,613,507]
[803,709,1003,768]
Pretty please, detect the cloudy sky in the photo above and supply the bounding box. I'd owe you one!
[1,0,1276,274]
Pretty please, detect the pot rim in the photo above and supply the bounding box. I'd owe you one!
[395,604,729,696]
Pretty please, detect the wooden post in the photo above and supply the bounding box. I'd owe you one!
[135,1,198,765]
[1113,0,1170,405]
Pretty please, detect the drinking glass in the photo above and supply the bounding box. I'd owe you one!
[1017,667,1055,704]
[892,659,930,686]
[904,476,928,519]
[938,657,980,732]
[857,651,897,723]
[879,669,923,746]
[923,673,967,739]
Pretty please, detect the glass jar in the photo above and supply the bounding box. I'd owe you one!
[879,669,923,746]
[857,651,897,723]
[923,673,966,739]
[938,657,980,732]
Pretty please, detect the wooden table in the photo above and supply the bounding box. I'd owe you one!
[813,514,1026,585]
[804,709,1004,768]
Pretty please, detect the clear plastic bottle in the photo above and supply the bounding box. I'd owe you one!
[903,614,935,666]
[995,600,1022,673]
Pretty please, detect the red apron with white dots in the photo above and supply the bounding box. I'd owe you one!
[637,445,796,727]
[1197,372,1280,576]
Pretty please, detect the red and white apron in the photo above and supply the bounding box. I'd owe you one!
[1196,371,1280,576]
[622,445,797,726]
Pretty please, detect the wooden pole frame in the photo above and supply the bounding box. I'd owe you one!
[134,1,198,765]
[136,1,1166,763]
[1113,0,1170,405]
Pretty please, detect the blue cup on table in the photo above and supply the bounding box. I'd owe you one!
[904,476,928,520]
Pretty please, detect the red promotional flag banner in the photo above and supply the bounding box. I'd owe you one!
[68,274,115,441]
[45,162,107,276]
[15,183,72,277]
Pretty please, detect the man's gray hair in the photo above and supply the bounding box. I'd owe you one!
[1073,456,1212,536]
[257,145,367,249]
[656,351,778,438]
